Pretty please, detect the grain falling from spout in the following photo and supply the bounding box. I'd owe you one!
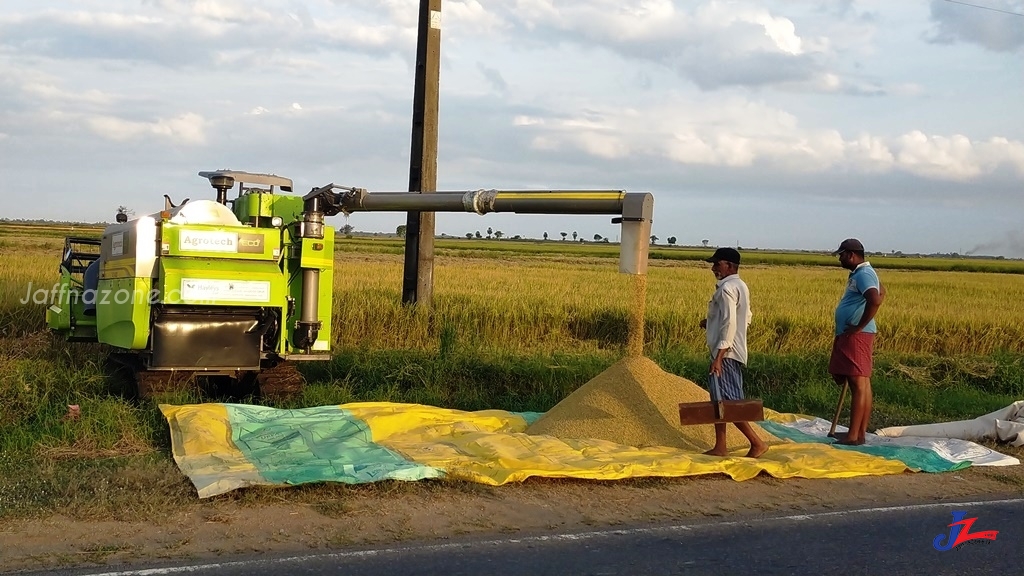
[626,273,647,357]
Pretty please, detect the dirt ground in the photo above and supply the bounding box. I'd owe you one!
[2,462,1022,573]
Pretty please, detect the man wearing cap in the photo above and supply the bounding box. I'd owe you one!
[829,238,886,446]
[699,247,767,458]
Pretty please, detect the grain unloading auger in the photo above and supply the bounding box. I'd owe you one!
[46,170,653,400]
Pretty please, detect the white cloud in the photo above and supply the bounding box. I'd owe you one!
[0,3,415,69]
[86,112,207,145]
[514,96,1024,182]
[896,131,978,179]
[437,1,838,91]
[759,13,803,55]
[513,115,544,126]
[146,0,276,23]
[699,3,805,55]
[895,131,1024,180]
[574,133,630,159]
[0,66,123,117]
[977,137,1024,172]
[446,0,506,33]
[846,134,896,173]
[326,0,419,28]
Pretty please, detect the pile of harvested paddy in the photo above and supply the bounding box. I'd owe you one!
[526,356,779,453]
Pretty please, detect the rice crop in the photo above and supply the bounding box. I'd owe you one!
[4,233,1024,357]
[329,253,1024,357]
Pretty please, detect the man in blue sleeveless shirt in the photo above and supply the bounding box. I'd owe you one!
[829,238,886,445]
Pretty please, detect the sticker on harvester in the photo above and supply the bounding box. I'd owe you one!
[179,230,238,252]
[180,278,270,302]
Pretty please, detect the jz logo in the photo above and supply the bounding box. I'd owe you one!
[933,511,998,551]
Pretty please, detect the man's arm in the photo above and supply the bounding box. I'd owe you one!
[846,285,883,333]
[711,346,731,376]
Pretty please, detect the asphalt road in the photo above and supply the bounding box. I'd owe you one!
[21,497,1022,576]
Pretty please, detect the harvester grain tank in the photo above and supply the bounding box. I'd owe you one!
[46,170,653,399]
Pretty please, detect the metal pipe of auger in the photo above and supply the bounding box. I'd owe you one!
[342,190,627,215]
[294,195,326,351]
[301,269,320,322]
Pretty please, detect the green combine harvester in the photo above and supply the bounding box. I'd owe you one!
[46,170,653,399]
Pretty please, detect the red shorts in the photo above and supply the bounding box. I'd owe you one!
[829,332,875,377]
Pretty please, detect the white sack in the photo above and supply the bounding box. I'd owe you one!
[875,400,1024,447]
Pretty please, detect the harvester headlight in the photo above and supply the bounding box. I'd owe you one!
[271,216,283,227]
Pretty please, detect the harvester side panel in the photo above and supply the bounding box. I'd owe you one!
[230,192,304,227]
[95,277,153,349]
[233,192,274,221]
[93,219,158,349]
[99,217,158,279]
[271,195,305,224]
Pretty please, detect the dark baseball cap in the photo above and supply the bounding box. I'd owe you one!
[832,238,865,255]
[705,247,741,264]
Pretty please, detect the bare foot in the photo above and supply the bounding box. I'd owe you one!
[836,438,865,446]
[703,448,729,457]
[745,444,768,459]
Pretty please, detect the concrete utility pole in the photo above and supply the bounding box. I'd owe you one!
[403,0,442,307]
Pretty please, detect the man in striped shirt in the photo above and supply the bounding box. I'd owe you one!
[699,247,767,459]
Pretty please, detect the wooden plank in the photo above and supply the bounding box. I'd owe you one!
[678,399,765,425]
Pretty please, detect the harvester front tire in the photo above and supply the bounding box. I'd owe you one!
[255,361,305,402]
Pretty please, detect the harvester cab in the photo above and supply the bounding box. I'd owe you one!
[46,169,654,401]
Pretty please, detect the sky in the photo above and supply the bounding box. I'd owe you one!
[0,0,1022,257]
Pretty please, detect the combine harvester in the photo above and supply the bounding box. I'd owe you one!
[45,170,653,399]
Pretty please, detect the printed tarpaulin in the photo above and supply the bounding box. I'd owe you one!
[159,402,1013,499]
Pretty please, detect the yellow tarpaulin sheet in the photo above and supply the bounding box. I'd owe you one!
[160,402,922,498]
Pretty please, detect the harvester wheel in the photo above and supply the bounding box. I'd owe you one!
[255,361,305,402]
[135,370,197,400]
